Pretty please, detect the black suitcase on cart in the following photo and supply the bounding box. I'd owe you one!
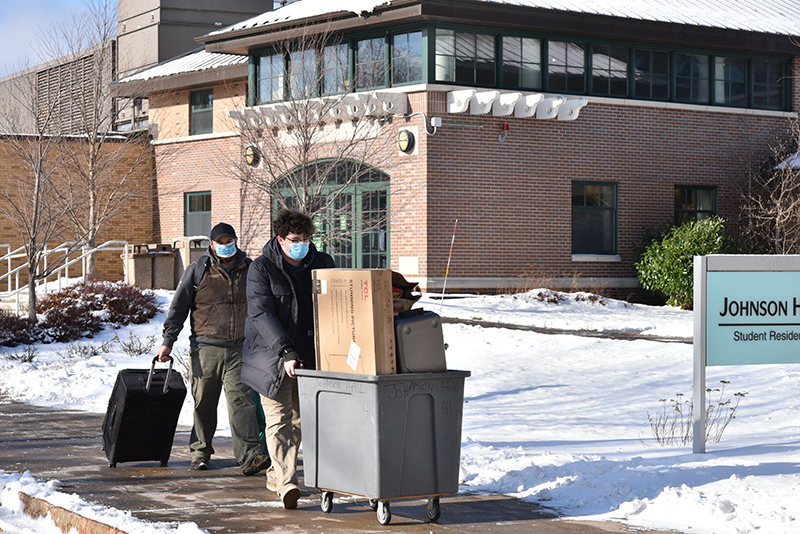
[101,356,186,468]
[394,308,447,373]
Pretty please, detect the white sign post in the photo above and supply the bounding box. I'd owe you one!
[693,254,800,453]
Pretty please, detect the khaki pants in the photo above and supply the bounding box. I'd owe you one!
[260,376,301,494]
[189,344,262,465]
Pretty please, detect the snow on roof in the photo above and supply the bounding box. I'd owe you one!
[208,0,391,36]
[208,0,800,38]
[116,48,247,84]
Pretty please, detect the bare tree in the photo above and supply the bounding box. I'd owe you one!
[35,0,154,278]
[738,120,800,254]
[0,61,75,319]
[223,24,407,261]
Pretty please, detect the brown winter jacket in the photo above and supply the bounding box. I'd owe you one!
[161,248,250,349]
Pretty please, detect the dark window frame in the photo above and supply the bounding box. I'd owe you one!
[571,181,618,255]
[674,185,717,225]
[189,89,213,135]
[185,191,212,237]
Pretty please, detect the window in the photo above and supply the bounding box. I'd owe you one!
[186,192,212,237]
[189,89,213,135]
[572,182,617,255]
[502,36,541,88]
[675,186,716,224]
[277,161,390,268]
[258,53,285,103]
[592,44,628,96]
[435,29,495,85]
[549,41,585,93]
[289,48,320,99]
[392,31,423,85]
[753,59,784,110]
[675,53,709,103]
[356,37,387,90]
[322,43,349,95]
[714,56,747,106]
[634,49,669,99]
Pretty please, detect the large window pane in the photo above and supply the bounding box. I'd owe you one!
[392,31,423,85]
[572,182,617,255]
[714,56,746,106]
[675,186,716,224]
[675,53,709,103]
[435,28,495,85]
[356,37,386,90]
[753,59,784,110]
[289,49,319,99]
[186,192,211,237]
[503,36,541,88]
[258,54,284,103]
[322,43,349,95]
[549,41,585,93]
[592,44,628,96]
[634,49,669,99]
[190,89,213,135]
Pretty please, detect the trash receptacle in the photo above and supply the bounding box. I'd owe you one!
[150,244,176,290]
[122,245,152,289]
[172,236,207,285]
[296,369,470,525]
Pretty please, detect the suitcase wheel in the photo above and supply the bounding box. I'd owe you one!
[160,460,168,467]
[109,462,117,468]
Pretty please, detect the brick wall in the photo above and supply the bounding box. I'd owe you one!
[0,135,155,284]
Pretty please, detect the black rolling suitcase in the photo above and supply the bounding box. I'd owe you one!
[102,356,186,468]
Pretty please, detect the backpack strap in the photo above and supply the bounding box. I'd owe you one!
[193,255,209,292]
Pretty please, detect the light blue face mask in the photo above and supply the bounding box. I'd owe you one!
[215,242,237,258]
[288,242,309,261]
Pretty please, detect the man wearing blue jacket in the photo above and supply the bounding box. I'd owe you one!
[243,209,335,509]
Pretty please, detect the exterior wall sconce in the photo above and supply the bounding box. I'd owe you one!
[243,145,261,167]
[396,129,415,153]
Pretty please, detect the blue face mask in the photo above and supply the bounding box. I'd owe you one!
[215,242,237,258]
[287,242,309,261]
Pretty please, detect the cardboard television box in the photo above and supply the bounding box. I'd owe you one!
[312,268,396,375]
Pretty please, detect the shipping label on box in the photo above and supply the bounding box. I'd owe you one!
[312,269,396,375]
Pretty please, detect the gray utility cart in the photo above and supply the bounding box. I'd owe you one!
[296,369,470,525]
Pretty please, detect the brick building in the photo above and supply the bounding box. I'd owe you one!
[116,0,800,299]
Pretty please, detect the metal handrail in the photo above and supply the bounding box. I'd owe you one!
[0,240,130,314]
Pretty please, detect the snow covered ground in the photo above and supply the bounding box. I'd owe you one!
[1,288,799,533]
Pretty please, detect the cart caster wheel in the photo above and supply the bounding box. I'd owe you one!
[376,501,391,525]
[321,491,333,513]
[368,498,379,511]
[160,461,168,467]
[427,496,441,522]
[109,462,116,468]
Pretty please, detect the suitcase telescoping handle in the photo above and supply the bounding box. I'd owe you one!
[146,355,174,394]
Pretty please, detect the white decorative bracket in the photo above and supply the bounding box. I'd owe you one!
[492,92,522,116]
[447,89,477,114]
[514,93,544,118]
[536,96,566,119]
[557,97,588,121]
[375,92,408,115]
[469,90,500,115]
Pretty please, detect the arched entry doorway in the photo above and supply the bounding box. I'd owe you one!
[276,160,390,268]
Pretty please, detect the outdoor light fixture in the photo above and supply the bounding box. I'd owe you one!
[396,129,415,154]
[499,123,509,143]
[243,145,261,167]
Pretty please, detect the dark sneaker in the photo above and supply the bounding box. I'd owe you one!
[191,457,209,471]
[281,486,301,510]
[242,452,271,476]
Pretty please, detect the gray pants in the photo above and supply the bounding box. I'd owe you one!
[189,344,262,465]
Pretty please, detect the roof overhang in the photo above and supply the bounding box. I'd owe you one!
[113,62,248,96]
[201,0,800,56]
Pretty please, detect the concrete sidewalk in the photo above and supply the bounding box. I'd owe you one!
[0,396,679,534]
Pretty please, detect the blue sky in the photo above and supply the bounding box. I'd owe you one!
[0,0,85,76]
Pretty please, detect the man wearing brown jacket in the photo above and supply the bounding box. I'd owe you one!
[157,222,269,475]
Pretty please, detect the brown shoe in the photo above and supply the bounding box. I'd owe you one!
[242,453,271,476]
[281,486,301,510]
